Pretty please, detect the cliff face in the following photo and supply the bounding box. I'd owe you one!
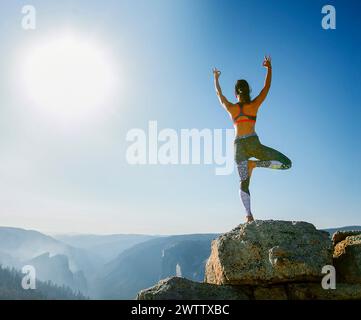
[136,220,361,300]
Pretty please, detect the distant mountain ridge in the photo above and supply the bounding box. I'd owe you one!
[54,234,158,263]
[323,226,361,236]
[0,226,95,296]
[0,227,168,299]
[0,227,94,273]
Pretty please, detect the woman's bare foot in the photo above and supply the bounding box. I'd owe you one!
[248,160,256,177]
[245,215,254,223]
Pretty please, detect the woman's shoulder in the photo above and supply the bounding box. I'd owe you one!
[226,102,241,117]
[243,101,259,115]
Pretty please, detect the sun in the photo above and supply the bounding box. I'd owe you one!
[19,34,117,124]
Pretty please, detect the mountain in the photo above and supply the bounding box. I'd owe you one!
[0,227,95,295]
[54,234,158,264]
[93,233,219,299]
[323,226,361,236]
[0,227,66,262]
[0,227,94,273]
[27,252,88,294]
[0,265,86,300]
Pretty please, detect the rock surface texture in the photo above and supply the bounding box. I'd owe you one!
[333,231,361,283]
[137,277,361,300]
[204,220,333,285]
[136,277,251,300]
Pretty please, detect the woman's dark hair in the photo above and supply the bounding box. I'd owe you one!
[235,79,251,103]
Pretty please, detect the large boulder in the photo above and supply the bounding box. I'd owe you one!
[136,276,250,300]
[204,220,333,285]
[333,231,361,283]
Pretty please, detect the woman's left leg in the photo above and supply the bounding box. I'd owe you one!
[237,160,253,219]
[235,138,255,221]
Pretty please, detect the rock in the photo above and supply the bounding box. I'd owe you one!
[287,283,361,300]
[136,276,250,300]
[136,276,361,300]
[205,220,333,285]
[333,233,361,283]
[135,221,361,300]
[253,285,288,300]
[332,230,361,246]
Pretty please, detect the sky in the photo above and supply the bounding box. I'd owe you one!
[0,0,360,234]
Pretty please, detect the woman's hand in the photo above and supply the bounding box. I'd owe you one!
[213,67,221,79]
[262,55,272,69]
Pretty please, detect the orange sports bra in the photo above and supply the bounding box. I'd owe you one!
[233,102,257,124]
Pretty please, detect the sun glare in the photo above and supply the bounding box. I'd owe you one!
[19,34,117,124]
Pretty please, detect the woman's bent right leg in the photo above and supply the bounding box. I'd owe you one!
[252,141,292,170]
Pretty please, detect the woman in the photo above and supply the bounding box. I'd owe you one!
[213,56,292,223]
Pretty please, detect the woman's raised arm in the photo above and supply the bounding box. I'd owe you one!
[252,56,272,107]
[213,68,232,110]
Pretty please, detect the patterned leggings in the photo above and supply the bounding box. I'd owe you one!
[234,133,292,217]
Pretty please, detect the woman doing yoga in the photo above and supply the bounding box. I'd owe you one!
[213,56,292,223]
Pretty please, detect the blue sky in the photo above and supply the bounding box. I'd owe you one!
[0,0,360,234]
